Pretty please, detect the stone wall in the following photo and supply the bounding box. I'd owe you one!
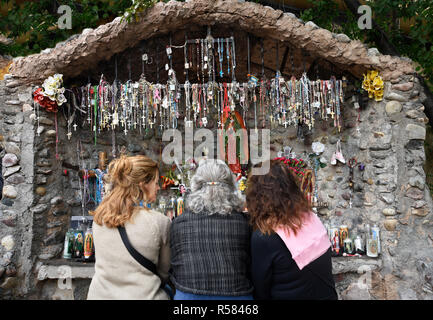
[0,75,35,298]
[1,70,432,299]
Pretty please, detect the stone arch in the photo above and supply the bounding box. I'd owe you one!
[8,0,415,86]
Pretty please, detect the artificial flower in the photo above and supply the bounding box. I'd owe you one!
[312,141,325,155]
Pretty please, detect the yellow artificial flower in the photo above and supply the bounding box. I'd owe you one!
[362,70,384,102]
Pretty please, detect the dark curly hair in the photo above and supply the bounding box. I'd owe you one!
[246,160,312,236]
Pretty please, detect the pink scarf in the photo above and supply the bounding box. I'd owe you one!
[274,212,331,270]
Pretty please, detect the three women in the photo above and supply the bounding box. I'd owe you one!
[88,155,336,300]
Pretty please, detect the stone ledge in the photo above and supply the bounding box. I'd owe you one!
[36,257,380,279]
[332,256,382,275]
[37,260,95,281]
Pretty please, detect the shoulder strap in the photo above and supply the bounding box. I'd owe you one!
[118,226,160,279]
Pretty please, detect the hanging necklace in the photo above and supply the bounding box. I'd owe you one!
[218,38,224,78]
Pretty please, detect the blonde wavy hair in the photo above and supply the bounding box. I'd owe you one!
[90,155,159,228]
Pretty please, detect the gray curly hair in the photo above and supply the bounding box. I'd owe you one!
[186,159,244,215]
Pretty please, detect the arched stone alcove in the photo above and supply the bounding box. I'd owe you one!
[0,0,432,300]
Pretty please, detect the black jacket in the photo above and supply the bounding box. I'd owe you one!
[251,230,337,300]
[170,211,254,296]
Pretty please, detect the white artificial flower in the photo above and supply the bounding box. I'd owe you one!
[44,87,56,97]
[312,141,325,155]
[57,94,67,105]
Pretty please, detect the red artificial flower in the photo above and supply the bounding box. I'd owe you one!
[33,88,58,113]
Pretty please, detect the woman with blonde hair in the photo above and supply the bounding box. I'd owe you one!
[87,155,171,300]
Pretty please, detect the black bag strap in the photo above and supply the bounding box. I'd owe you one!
[117,226,163,288]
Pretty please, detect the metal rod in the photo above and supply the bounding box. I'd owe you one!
[185,38,233,44]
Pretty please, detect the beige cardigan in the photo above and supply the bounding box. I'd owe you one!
[87,209,171,300]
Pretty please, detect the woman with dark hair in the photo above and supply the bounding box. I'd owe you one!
[246,160,337,300]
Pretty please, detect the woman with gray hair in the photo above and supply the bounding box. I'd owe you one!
[170,159,254,300]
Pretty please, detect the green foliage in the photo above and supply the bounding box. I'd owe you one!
[298,0,433,89]
[0,0,133,56]
[121,0,165,23]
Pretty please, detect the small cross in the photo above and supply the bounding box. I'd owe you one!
[124,128,128,135]
[73,123,77,131]
[185,120,193,128]
[67,132,72,140]
[283,120,289,128]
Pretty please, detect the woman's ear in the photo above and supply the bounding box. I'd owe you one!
[139,181,148,195]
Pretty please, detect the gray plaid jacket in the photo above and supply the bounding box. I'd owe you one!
[169,210,254,296]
